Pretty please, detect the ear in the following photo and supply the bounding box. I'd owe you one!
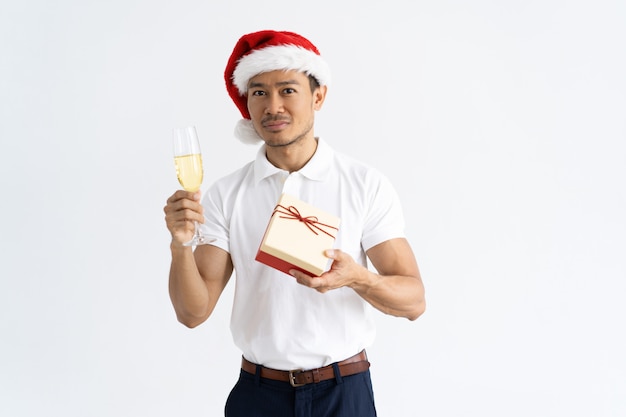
[313,85,327,111]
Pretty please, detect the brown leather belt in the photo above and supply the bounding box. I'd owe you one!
[241,350,370,387]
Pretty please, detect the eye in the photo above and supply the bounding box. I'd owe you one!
[282,87,296,94]
[250,90,266,96]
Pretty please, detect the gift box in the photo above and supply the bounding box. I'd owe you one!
[255,193,341,277]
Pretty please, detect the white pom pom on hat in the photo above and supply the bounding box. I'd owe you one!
[224,30,331,144]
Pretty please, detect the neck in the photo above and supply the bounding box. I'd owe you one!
[265,136,318,173]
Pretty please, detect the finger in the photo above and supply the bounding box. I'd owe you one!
[289,270,312,286]
[290,271,327,289]
[164,195,203,217]
[310,277,326,289]
[179,196,203,209]
[166,190,201,204]
[166,190,185,204]
[289,269,304,281]
[164,200,205,233]
[168,208,204,224]
[310,277,331,293]
[182,208,205,223]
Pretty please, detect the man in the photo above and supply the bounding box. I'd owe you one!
[164,30,426,417]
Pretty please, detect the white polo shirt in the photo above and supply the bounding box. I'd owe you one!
[201,138,406,370]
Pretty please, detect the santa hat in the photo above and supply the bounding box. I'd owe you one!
[224,30,331,144]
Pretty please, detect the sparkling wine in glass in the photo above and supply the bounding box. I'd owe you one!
[173,126,211,246]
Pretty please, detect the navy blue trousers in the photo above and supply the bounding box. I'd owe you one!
[224,364,377,417]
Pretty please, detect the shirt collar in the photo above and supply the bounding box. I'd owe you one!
[253,138,334,184]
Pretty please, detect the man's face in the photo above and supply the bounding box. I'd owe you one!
[246,69,325,148]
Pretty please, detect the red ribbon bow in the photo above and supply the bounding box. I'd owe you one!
[273,204,338,238]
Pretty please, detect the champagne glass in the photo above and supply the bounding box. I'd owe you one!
[173,126,211,246]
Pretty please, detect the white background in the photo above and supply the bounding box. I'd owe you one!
[1,1,625,416]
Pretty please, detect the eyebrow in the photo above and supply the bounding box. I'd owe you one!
[248,79,301,89]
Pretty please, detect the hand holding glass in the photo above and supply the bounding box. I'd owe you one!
[172,126,212,246]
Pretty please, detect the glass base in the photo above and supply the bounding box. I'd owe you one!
[182,222,215,246]
[182,235,214,246]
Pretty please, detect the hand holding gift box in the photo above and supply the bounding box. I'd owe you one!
[255,194,341,277]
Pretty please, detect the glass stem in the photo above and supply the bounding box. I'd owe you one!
[194,221,205,244]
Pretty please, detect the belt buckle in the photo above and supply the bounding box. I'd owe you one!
[288,369,306,387]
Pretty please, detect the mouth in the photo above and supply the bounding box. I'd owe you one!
[262,118,290,132]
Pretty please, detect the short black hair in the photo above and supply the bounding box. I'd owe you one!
[308,75,321,92]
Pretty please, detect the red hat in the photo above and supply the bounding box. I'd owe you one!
[224,30,331,144]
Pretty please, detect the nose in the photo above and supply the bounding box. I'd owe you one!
[265,94,284,114]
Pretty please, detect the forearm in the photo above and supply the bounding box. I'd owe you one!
[168,243,211,327]
[352,268,425,321]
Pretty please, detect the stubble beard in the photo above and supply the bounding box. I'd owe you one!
[262,120,314,149]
